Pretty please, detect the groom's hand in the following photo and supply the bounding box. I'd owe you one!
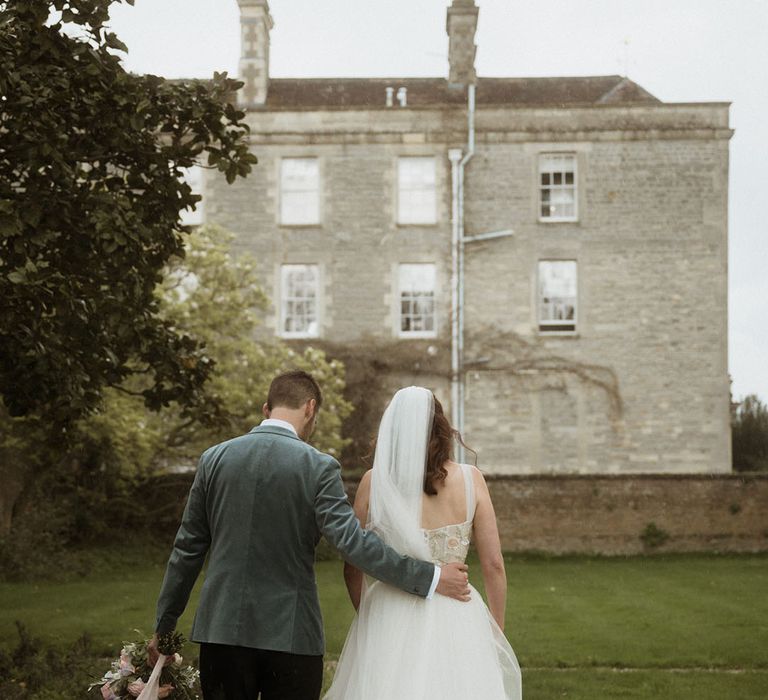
[147,634,174,668]
[435,562,471,601]
[147,634,161,667]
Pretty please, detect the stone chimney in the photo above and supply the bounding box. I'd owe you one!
[237,0,273,107]
[446,0,479,86]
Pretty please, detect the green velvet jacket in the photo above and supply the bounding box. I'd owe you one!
[155,424,435,655]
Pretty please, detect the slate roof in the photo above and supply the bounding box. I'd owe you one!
[263,75,660,109]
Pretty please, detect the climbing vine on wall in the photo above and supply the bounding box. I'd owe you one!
[290,324,623,474]
[464,324,624,422]
[288,338,451,473]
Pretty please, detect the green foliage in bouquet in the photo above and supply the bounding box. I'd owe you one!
[156,631,185,657]
[90,632,200,699]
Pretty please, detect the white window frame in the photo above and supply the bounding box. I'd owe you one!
[179,165,205,227]
[397,156,438,225]
[538,260,578,333]
[280,264,320,338]
[397,263,437,338]
[538,153,578,222]
[280,158,320,226]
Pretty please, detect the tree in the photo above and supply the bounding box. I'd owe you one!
[732,394,768,472]
[0,0,257,425]
[0,226,352,537]
[151,225,352,465]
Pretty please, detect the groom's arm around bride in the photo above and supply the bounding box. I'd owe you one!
[313,445,471,601]
[148,370,469,699]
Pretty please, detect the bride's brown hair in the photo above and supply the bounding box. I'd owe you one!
[424,396,475,495]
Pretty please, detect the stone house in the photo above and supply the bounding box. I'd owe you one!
[190,0,732,474]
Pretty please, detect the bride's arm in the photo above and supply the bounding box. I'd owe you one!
[471,468,507,631]
[343,469,372,611]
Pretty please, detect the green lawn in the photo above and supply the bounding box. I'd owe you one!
[1,551,766,699]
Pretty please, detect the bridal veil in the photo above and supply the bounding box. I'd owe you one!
[367,386,433,561]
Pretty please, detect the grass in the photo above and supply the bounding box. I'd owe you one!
[1,550,766,699]
[522,668,768,698]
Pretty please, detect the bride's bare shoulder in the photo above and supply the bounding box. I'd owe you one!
[467,464,493,501]
[446,461,484,481]
[456,462,490,494]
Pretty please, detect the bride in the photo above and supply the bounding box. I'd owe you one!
[325,386,522,699]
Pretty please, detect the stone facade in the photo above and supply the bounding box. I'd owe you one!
[201,0,732,475]
[462,106,731,474]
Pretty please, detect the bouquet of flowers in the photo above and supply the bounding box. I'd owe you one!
[89,632,200,700]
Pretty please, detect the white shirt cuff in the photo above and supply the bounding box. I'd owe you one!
[426,565,441,599]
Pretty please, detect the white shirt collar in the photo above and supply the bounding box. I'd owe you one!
[260,418,298,437]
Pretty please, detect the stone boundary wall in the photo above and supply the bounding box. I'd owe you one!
[152,473,768,555]
[345,473,768,555]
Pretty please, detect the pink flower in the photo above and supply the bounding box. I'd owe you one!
[119,653,135,676]
[101,684,119,700]
[127,679,146,697]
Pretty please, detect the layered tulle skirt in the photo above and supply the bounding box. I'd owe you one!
[325,580,522,700]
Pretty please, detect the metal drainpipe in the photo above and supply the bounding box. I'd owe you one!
[448,148,463,434]
[455,83,476,461]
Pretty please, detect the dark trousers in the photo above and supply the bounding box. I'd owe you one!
[199,643,324,700]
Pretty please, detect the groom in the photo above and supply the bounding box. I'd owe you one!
[149,370,470,700]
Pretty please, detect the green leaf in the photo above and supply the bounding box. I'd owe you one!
[0,213,22,237]
[105,33,129,54]
[0,7,258,427]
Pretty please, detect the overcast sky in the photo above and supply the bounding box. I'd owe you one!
[108,0,768,404]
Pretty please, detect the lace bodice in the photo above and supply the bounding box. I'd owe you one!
[422,464,476,565]
[423,520,473,565]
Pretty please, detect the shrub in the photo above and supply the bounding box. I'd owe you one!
[0,622,102,699]
[640,522,670,549]
[732,394,768,472]
[292,338,451,474]
[0,498,78,582]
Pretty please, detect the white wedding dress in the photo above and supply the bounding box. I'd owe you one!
[325,388,522,700]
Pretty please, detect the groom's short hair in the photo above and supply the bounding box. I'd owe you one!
[267,370,323,411]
